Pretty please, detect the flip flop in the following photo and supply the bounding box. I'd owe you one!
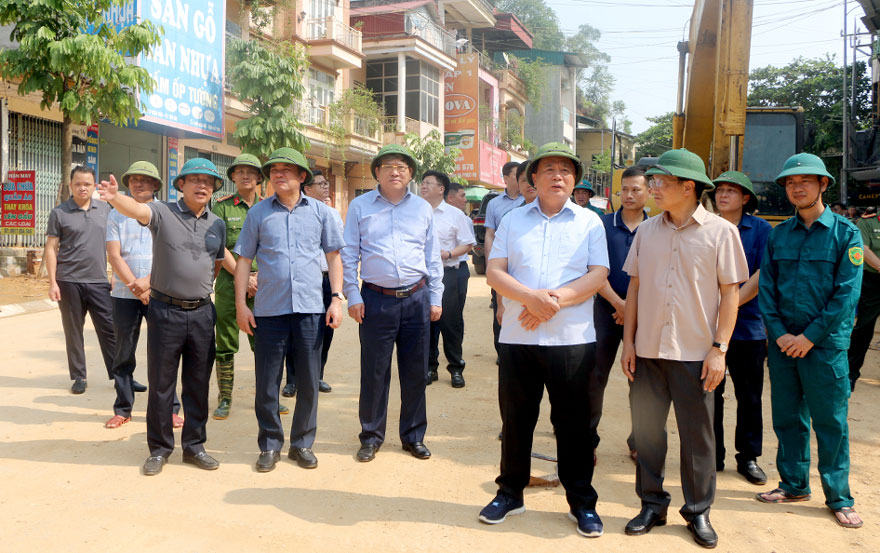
[832,507,863,529]
[756,488,811,503]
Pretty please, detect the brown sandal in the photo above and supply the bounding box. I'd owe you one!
[756,488,811,503]
[105,415,131,429]
[832,507,863,529]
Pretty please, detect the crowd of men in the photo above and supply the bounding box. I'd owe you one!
[43,138,867,545]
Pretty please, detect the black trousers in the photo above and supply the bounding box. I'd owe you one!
[848,271,880,388]
[713,339,766,467]
[591,296,635,450]
[146,298,215,458]
[56,280,116,380]
[632,357,715,520]
[286,275,334,384]
[255,313,322,451]
[358,284,429,447]
[110,298,179,417]
[497,343,598,511]
[491,289,500,357]
[429,262,469,373]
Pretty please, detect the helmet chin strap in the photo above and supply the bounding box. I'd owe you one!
[797,189,822,211]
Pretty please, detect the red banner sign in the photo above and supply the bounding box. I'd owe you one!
[2,170,36,235]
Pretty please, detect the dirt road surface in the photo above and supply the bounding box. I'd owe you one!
[1,271,877,552]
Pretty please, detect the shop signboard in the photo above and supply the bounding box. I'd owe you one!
[444,54,480,181]
[478,141,507,188]
[101,1,225,139]
[2,171,36,235]
[72,123,99,175]
[167,137,179,202]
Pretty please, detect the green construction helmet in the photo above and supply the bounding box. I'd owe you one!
[370,144,418,180]
[773,152,836,186]
[174,158,223,191]
[122,161,163,191]
[574,179,594,194]
[711,170,758,213]
[227,153,264,183]
[261,147,313,186]
[525,142,585,186]
[645,148,715,190]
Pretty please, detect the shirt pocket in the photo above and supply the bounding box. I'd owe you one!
[806,246,838,284]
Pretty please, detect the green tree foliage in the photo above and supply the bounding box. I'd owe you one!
[226,37,310,158]
[494,0,564,50]
[748,55,871,158]
[0,0,161,200]
[592,148,611,173]
[634,112,673,159]
[324,85,383,159]
[405,129,462,182]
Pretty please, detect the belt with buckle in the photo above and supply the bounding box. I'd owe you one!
[150,290,211,310]
[364,278,426,298]
[322,271,329,278]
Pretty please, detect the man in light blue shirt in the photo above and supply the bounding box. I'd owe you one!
[234,148,345,473]
[104,161,181,429]
[480,143,609,538]
[342,144,443,463]
[484,161,525,359]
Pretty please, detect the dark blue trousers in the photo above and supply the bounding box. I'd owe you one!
[358,284,429,447]
[429,262,469,373]
[285,275,334,384]
[254,313,323,451]
[713,339,766,467]
[57,280,116,380]
[146,299,215,458]
[110,297,179,417]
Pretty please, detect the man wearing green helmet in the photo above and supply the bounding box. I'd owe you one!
[756,153,864,529]
[621,149,748,548]
[233,147,345,473]
[98,157,227,476]
[707,171,773,486]
[573,179,604,216]
[210,153,288,420]
[342,143,444,463]
[104,161,182,430]
[482,142,609,538]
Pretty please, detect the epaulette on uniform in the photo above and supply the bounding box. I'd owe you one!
[217,193,235,203]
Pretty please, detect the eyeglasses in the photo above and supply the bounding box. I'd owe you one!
[310,181,330,187]
[379,164,410,173]
[648,176,681,189]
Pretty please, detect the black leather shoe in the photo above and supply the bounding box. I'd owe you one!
[142,455,167,476]
[256,451,280,472]
[402,441,431,459]
[450,372,465,388]
[737,460,767,485]
[624,507,667,536]
[282,383,297,397]
[183,451,219,471]
[288,447,318,469]
[71,378,87,394]
[357,444,379,462]
[131,380,147,393]
[426,370,438,385]
[686,514,718,548]
[318,380,332,393]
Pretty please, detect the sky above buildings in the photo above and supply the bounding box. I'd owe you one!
[545,0,864,133]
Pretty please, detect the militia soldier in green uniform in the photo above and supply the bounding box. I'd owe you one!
[847,206,880,390]
[211,153,288,419]
[757,153,864,529]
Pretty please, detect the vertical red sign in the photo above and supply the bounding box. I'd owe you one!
[2,171,36,235]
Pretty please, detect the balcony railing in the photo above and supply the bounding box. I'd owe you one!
[404,13,456,57]
[382,116,421,135]
[306,17,363,52]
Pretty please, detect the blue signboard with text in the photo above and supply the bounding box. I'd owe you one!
[102,1,225,139]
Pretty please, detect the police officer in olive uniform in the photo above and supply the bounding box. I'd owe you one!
[98,158,227,476]
[757,153,864,529]
[211,153,288,420]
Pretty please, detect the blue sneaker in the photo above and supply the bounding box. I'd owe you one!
[478,493,525,524]
[569,509,603,537]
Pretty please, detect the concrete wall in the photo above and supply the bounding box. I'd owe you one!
[524,66,563,148]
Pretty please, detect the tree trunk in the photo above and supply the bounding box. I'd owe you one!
[56,114,73,205]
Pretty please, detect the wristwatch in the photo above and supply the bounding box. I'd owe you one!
[330,292,342,299]
[712,341,728,353]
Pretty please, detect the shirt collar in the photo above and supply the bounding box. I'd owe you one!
[176,198,209,219]
[613,208,648,228]
[433,200,450,213]
[527,198,576,219]
[738,214,754,230]
[67,197,95,211]
[270,193,309,209]
[374,186,412,205]
[662,203,708,228]
[795,206,834,229]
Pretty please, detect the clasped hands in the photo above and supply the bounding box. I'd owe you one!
[517,289,561,331]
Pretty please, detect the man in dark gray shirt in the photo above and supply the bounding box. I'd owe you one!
[44,165,116,394]
[98,158,226,476]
